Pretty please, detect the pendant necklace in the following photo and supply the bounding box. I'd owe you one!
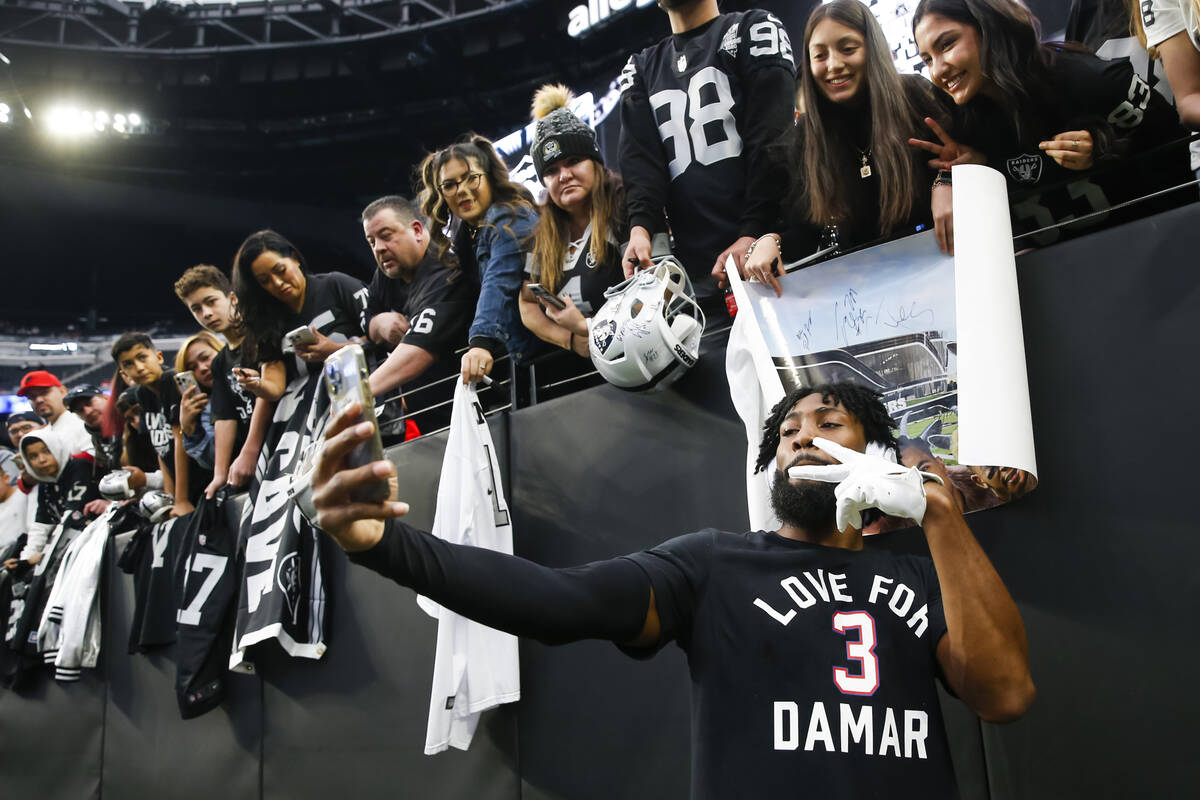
[855,144,872,179]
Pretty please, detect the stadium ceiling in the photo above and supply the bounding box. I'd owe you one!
[0,0,527,55]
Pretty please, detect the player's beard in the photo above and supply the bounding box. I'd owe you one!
[770,469,837,532]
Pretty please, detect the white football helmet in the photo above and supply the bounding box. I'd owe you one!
[588,256,705,390]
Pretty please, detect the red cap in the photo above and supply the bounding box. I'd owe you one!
[17,370,63,397]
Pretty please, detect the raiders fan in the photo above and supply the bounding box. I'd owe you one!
[911,0,1192,243]
[309,382,1034,799]
[618,0,797,308]
[112,332,181,500]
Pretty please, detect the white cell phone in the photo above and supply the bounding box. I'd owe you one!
[528,283,566,310]
[174,371,199,395]
[323,344,388,504]
[286,325,319,349]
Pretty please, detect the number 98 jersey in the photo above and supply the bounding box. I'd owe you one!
[619,10,796,299]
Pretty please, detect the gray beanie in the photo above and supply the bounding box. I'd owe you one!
[531,86,602,180]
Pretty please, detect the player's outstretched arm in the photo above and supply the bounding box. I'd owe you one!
[921,485,1035,723]
[310,405,660,647]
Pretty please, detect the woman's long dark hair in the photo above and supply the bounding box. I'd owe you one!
[793,0,925,234]
[417,134,536,267]
[232,229,310,365]
[913,0,1054,136]
[531,167,626,294]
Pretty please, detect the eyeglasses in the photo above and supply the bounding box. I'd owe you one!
[439,171,485,196]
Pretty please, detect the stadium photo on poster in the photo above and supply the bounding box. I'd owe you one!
[727,209,1038,533]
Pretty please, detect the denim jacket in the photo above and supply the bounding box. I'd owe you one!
[460,203,542,364]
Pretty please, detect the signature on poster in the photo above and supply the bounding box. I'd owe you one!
[833,289,935,346]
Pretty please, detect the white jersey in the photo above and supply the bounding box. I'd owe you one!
[417,381,520,755]
[50,411,94,457]
[0,489,28,549]
[1143,0,1200,50]
[38,509,112,680]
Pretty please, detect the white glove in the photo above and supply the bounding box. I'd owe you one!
[789,437,944,533]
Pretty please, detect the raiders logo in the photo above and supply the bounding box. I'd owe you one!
[676,53,687,72]
[542,138,561,161]
[277,552,301,624]
[1006,154,1043,184]
[592,319,617,354]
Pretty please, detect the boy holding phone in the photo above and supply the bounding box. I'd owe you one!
[174,264,270,496]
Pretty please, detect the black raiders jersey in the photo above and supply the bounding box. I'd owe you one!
[956,50,1191,246]
[619,10,796,297]
[526,223,624,316]
[135,371,181,474]
[209,343,255,439]
[33,457,98,529]
[283,272,370,380]
[365,249,474,360]
[622,529,957,800]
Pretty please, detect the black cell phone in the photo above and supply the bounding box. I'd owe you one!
[323,344,389,504]
[528,283,566,310]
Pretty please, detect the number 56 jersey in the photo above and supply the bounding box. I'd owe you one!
[619,10,796,299]
[622,529,959,800]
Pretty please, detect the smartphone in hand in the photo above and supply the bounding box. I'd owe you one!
[286,325,319,350]
[323,344,389,504]
[174,371,199,396]
[528,283,566,310]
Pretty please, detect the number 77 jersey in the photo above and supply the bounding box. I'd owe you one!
[618,10,796,298]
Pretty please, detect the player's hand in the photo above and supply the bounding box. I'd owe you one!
[544,296,588,339]
[738,235,784,297]
[229,448,257,488]
[711,235,758,291]
[83,498,111,517]
[623,226,653,278]
[460,347,494,385]
[789,437,945,532]
[932,183,954,256]
[369,312,409,349]
[1039,129,1094,170]
[909,117,986,171]
[311,402,408,552]
[122,465,147,490]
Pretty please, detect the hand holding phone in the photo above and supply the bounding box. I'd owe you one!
[286,325,319,351]
[322,344,388,504]
[174,370,199,396]
[528,283,566,310]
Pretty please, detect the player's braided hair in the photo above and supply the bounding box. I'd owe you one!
[754,383,898,474]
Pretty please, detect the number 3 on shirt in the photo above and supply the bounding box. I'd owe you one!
[650,66,743,179]
[832,610,880,696]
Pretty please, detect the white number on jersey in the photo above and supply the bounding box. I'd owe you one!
[177,552,229,626]
[67,484,88,503]
[1108,74,1152,129]
[650,66,743,180]
[411,307,437,335]
[748,16,794,66]
[832,610,881,696]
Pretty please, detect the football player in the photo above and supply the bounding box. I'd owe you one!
[308,382,1034,799]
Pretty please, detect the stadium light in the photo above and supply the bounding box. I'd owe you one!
[0,103,10,125]
[43,104,148,137]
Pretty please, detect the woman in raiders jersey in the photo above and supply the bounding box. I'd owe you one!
[911,0,1191,241]
[232,229,369,400]
[419,136,543,384]
[519,84,627,358]
[742,0,959,294]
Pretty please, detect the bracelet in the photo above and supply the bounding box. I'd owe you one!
[745,233,782,260]
[932,170,952,188]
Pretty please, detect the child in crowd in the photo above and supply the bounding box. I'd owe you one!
[6,429,98,568]
[111,332,179,502]
[174,264,269,496]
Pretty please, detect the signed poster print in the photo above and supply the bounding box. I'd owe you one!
[727,168,1039,532]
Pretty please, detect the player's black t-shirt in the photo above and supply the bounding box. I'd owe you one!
[135,371,180,476]
[619,10,797,298]
[953,49,1191,245]
[365,248,474,361]
[208,343,254,453]
[622,530,957,800]
[34,457,99,529]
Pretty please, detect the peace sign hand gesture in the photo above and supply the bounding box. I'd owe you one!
[788,437,945,533]
[908,117,986,172]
